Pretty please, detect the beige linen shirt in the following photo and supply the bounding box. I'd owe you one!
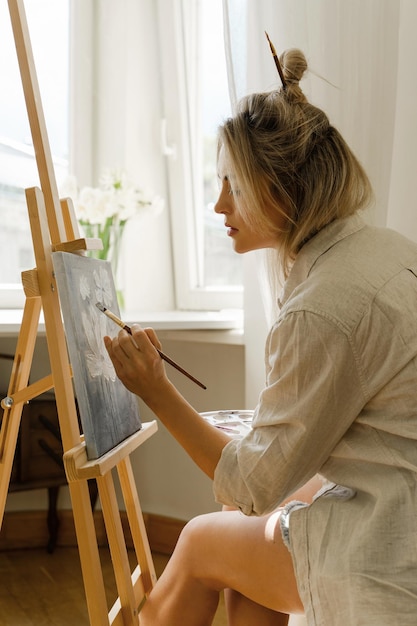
[213,214,417,625]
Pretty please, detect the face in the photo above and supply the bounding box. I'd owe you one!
[214,147,280,254]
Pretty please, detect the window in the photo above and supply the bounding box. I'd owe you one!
[158,0,243,311]
[1,1,242,313]
[0,0,69,307]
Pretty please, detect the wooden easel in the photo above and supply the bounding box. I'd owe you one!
[0,1,158,623]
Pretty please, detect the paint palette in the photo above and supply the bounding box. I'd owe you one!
[200,410,253,437]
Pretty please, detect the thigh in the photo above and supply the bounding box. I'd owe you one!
[177,509,304,615]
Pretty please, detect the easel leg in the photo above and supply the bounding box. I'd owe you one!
[118,457,157,593]
[98,472,139,625]
[0,296,41,529]
[69,480,110,626]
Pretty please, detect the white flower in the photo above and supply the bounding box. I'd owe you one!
[79,274,91,300]
[82,309,116,382]
[100,167,129,191]
[61,168,164,227]
[93,267,113,308]
[77,187,109,224]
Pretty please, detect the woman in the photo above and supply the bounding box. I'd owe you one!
[104,49,417,625]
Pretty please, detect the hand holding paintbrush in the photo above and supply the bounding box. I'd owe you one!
[96,303,207,390]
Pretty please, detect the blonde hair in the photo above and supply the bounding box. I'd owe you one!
[218,48,373,283]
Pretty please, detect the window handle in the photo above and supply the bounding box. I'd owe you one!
[160,119,177,159]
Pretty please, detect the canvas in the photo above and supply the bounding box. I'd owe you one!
[52,251,141,459]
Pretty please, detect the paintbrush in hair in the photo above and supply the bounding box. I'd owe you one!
[265,31,287,90]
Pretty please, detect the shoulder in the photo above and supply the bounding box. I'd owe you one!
[279,224,417,334]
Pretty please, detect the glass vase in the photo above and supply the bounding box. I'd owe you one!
[81,218,126,309]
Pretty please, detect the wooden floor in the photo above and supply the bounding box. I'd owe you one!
[0,546,227,625]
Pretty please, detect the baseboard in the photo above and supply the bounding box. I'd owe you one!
[0,509,186,555]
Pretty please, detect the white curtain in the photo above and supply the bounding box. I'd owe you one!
[222,0,417,409]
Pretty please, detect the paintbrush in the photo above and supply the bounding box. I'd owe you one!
[265,31,287,90]
[96,303,207,390]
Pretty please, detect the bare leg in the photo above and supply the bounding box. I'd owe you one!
[223,475,323,626]
[225,589,289,625]
[139,508,302,626]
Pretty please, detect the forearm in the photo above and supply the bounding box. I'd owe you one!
[145,378,231,479]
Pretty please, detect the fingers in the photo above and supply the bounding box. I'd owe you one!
[103,325,167,400]
[129,324,160,355]
[143,326,163,351]
[104,325,162,372]
[103,334,121,362]
[103,329,145,396]
[103,334,128,379]
[126,325,163,357]
[104,324,161,356]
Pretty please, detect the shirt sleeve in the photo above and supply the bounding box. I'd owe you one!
[213,309,368,516]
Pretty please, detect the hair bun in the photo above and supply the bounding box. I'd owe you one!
[279,48,308,102]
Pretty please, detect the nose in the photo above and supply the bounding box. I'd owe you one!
[214,183,232,215]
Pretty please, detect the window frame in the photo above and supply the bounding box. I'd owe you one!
[156,0,243,311]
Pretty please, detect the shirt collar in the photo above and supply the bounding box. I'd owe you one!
[278,213,366,309]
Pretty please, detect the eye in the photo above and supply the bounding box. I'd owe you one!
[228,185,240,197]
[224,176,240,197]
[217,174,241,197]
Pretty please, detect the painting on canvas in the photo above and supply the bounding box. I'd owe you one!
[52,251,141,459]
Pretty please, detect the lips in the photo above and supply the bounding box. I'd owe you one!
[225,223,238,236]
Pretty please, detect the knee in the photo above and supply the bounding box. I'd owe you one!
[177,513,213,552]
[173,512,220,575]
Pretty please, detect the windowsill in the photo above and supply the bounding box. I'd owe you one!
[0,308,244,344]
